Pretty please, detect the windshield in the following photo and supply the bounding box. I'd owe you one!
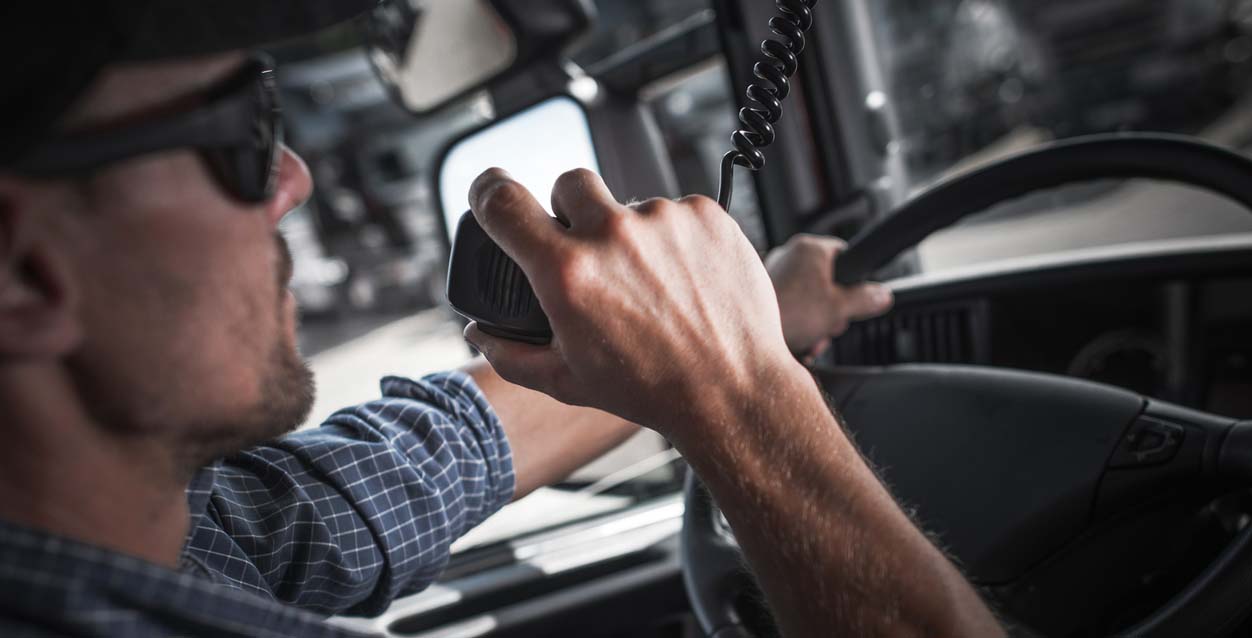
[868,0,1252,269]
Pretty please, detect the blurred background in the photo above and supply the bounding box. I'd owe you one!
[275,0,1252,551]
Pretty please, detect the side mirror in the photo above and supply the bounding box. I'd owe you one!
[436,96,599,243]
[368,0,594,115]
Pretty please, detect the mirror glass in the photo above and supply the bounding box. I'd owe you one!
[439,96,601,243]
[369,0,518,113]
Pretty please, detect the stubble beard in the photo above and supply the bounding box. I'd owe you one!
[171,328,315,476]
[69,320,318,480]
[179,235,316,469]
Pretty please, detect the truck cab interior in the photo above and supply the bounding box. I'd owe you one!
[277,1,1252,636]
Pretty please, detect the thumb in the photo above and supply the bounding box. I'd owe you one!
[465,322,568,395]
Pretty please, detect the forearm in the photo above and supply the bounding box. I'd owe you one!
[671,357,1002,638]
[463,357,640,499]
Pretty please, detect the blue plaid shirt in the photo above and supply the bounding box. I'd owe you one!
[0,371,515,637]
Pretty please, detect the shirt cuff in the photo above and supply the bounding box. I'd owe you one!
[379,371,516,521]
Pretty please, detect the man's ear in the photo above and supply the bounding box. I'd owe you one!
[0,176,83,359]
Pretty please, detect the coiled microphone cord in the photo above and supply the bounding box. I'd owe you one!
[716,0,819,211]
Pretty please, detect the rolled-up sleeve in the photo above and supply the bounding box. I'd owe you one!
[180,371,515,617]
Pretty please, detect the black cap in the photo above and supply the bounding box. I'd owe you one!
[1,0,377,165]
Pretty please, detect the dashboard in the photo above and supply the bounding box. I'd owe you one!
[827,233,1252,419]
[325,234,1252,638]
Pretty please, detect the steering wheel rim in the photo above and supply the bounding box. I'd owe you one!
[835,133,1252,286]
[682,133,1252,637]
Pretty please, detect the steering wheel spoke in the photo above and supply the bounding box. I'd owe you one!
[682,473,761,636]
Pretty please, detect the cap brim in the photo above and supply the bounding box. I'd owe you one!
[122,0,378,60]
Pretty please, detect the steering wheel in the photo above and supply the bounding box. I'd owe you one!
[682,134,1252,637]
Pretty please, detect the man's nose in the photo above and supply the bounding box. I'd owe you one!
[266,145,314,227]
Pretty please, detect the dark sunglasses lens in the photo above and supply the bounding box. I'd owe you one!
[255,67,282,200]
[205,64,281,203]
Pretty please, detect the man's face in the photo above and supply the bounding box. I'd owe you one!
[46,54,317,465]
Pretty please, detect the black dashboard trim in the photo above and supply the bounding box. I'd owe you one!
[889,233,1252,306]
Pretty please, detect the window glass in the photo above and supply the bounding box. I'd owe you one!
[645,59,769,251]
[439,97,601,242]
[572,0,712,67]
[868,0,1252,270]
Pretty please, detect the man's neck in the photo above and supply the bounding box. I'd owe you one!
[0,367,191,568]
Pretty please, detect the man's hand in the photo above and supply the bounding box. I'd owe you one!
[464,168,790,434]
[767,234,893,357]
[463,168,1002,638]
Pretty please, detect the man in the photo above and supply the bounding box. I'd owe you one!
[0,2,999,637]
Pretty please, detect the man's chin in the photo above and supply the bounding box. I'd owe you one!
[184,346,315,468]
[258,347,316,439]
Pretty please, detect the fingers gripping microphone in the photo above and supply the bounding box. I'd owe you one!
[447,212,552,344]
[446,0,819,344]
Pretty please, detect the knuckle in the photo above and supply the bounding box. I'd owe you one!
[481,180,530,213]
[631,197,672,216]
[599,208,632,239]
[679,196,737,236]
[678,194,719,215]
[790,234,833,257]
[791,233,822,249]
[558,167,599,187]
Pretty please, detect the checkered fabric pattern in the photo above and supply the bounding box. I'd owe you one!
[0,371,515,637]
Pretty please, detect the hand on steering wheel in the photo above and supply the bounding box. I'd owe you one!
[766,234,893,358]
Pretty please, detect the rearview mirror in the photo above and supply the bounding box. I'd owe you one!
[369,0,595,115]
[368,0,517,114]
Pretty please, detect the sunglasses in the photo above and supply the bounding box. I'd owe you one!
[12,54,283,204]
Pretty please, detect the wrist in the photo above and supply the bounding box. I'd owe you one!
[659,350,819,451]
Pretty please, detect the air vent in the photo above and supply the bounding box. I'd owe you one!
[830,301,989,366]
